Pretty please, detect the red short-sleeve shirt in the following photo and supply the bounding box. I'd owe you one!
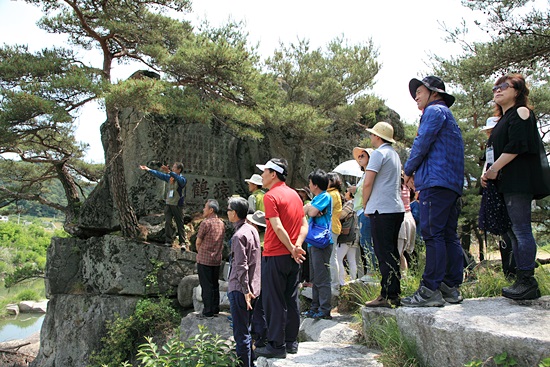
[263,182,305,257]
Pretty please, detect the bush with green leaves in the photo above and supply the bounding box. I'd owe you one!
[89,297,180,367]
[0,221,67,285]
[131,324,239,367]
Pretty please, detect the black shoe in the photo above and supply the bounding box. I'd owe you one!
[286,341,298,354]
[254,344,286,359]
[439,282,463,304]
[254,337,267,348]
[502,270,541,300]
[312,311,332,320]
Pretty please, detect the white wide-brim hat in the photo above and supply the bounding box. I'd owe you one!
[245,173,263,186]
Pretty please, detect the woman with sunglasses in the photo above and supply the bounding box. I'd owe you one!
[482,74,550,300]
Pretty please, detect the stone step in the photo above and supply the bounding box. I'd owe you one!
[362,296,550,367]
[255,342,382,367]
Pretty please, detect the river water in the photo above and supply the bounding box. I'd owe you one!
[0,313,44,342]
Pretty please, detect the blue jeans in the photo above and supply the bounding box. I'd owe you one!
[503,193,537,271]
[228,291,255,367]
[419,187,463,291]
[358,214,377,272]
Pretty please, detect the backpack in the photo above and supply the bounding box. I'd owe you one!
[337,211,356,243]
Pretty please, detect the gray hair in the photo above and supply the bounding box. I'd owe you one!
[206,199,220,214]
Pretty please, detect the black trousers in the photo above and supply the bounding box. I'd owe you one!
[370,212,404,299]
[197,263,220,316]
[165,204,186,243]
[261,255,300,350]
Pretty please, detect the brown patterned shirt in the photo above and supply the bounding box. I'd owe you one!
[196,215,225,266]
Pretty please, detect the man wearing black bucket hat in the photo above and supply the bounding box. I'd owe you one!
[402,76,465,307]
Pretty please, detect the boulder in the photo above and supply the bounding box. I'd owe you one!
[178,274,200,308]
[31,235,197,367]
[18,300,48,314]
[179,311,233,342]
[298,315,360,344]
[192,281,230,313]
[255,342,382,367]
[362,296,550,367]
[6,304,19,316]
[31,294,139,367]
[46,235,195,297]
[78,113,267,232]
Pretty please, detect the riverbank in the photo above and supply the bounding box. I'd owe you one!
[0,330,39,366]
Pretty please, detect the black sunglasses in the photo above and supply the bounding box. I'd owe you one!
[492,82,514,93]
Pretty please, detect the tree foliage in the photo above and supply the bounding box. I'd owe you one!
[430,0,550,249]
[0,43,104,234]
[2,1,403,238]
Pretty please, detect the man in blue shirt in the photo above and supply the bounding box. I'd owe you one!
[403,76,465,307]
[303,169,333,319]
[140,162,187,247]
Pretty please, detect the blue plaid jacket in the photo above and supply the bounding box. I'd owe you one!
[404,100,464,196]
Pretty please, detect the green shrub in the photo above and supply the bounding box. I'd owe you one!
[15,289,40,301]
[89,297,180,367]
[133,325,239,367]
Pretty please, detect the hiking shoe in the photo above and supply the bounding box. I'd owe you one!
[502,270,541,300]
[254,344,287,359]
[439,282,463,304]
[286,341,298,354]
[401,286,445,307]
[312,311,332,320]
[302,310,316,318]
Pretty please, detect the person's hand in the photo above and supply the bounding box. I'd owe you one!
[291,245,306,264]
[160,165,170,173]
[139,165,149,171]
[348,185,357,194]
[404,174,415,191]
[480,174,488,188]
[244,292,255,310]
[482,167,498,187]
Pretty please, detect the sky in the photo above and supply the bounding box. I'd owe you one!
[0,0,490,163]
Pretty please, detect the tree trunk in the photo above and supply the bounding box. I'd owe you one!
[104,107,140,238]
[54,161,81,235]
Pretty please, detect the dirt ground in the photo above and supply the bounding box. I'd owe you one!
[0,331,39,367]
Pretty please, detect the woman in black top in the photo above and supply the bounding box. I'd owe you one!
[481,74,550,300]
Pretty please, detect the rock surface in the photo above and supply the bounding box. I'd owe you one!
[362,295,550,367]
[255,342,382,367]
[18,300,48,314]
[31,235,197,367]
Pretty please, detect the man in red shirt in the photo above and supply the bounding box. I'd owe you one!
[196,199,225,318]
[254,158,307,359]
